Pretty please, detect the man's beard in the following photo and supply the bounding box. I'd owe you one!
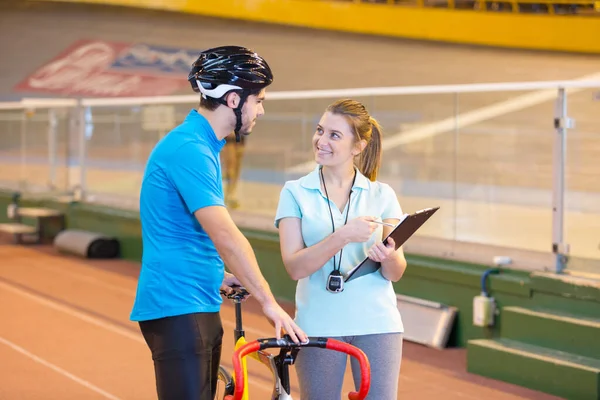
[239,120,254,136]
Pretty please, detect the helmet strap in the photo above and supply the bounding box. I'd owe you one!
[230,90,250,143]
[216,89,251,143]
[233,108,243,142]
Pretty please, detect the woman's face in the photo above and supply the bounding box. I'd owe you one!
[313,112,363,167]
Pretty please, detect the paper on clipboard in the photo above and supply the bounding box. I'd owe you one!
[344,206,440,282]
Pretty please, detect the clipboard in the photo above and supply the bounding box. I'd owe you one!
[344,206,440,282]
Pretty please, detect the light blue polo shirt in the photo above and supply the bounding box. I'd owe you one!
[130,109,226,322]
[275,166,404,337]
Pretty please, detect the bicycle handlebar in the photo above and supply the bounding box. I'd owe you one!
[223,336,371,400]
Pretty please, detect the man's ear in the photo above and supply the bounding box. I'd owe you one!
[225,92,240,109]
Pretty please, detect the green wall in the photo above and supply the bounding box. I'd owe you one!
[1,190,598,348]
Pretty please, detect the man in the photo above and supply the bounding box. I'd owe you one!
[130,46,307,400]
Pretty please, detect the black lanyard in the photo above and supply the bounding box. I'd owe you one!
[320,167,357,273]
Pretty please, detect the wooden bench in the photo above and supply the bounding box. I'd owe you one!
[0,205,66,244]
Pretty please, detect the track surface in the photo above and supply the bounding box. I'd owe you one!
[0,240,566,399]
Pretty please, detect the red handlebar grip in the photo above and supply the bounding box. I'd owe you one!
[326,339,371,400]
[230,341,261,400]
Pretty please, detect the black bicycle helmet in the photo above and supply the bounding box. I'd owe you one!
[188,46,273,141]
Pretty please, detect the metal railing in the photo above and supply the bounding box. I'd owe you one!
[1,79,599,274]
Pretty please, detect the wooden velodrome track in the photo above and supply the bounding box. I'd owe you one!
[0,237,563,400]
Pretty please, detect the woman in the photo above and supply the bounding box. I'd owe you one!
[275,99,407,399]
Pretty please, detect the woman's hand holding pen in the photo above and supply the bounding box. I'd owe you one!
[339,216,378,243]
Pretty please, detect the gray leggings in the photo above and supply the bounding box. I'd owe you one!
[295,333,403,400]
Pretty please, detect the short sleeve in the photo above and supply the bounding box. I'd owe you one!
[167,142,224,214]
[274,183,302,228]
[381,183,403,220]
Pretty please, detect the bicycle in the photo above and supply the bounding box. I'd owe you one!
[216,287,371,400]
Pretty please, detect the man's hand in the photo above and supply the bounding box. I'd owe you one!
[262,301,308,344]
[220,272,243,296]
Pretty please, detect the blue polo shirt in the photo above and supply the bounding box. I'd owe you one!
[130,110,226,322]
[275,166,404,337]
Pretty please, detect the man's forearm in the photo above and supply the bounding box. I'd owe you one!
[194,206,278,306]
[217,228,276,306]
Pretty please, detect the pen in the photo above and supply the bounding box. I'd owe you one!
[371,220,396,228]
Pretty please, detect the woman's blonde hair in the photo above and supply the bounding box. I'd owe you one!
[326,99,382,181]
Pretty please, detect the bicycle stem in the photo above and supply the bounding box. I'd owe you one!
[276,347,298,395]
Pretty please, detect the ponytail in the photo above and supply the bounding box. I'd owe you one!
[356,117,382,181]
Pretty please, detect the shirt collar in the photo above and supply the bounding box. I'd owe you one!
[300,165,370,191]
[184,109,225,151]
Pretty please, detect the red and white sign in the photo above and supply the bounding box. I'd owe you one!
[14,40,193,97]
